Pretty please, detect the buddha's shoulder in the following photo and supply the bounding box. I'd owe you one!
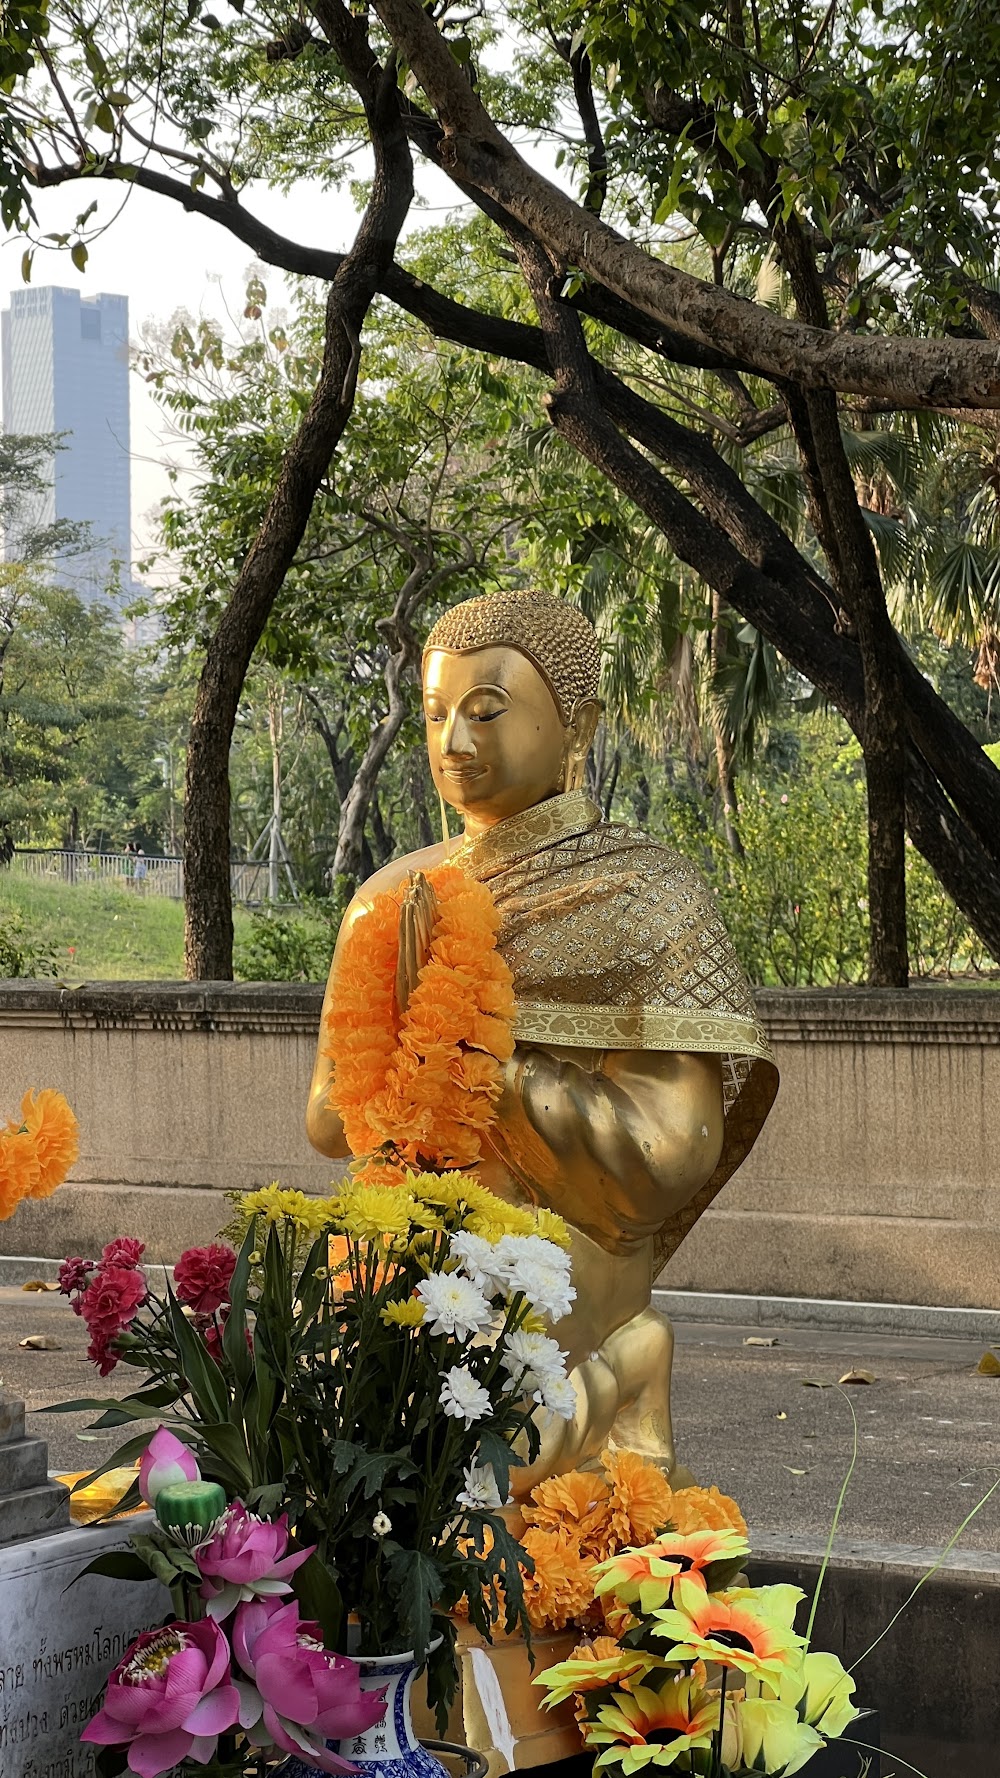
[596,820,709,884]
[348,842,455,915]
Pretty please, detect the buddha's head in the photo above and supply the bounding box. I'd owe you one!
[422,591,602,829]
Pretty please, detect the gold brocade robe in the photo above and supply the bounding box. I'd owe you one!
[453,789,779,1271]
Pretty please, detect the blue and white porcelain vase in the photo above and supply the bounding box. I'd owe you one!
[281,1647,449,1778]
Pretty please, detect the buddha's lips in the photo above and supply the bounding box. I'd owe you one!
[444,766,485,780]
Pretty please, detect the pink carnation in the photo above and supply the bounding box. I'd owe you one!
[57,1255,94,1310]
[232,1597,386,1774]
[81,1264,148,1376]
[101,1236,146,1269]
[82,1618,240,1778]
[174,1242,237,1314]
[196,1502,313,1620]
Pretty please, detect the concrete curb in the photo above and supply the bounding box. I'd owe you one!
[653,1286,1000,1341]
[750,1530,1000,1578]
[0,1254,174,1290]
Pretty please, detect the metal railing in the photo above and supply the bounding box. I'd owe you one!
[10,848,273,904]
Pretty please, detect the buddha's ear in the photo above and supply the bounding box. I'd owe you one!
[567,697,603,760]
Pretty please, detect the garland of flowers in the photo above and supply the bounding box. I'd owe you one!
[0,1087,79,1220]
[324,862,516,1171]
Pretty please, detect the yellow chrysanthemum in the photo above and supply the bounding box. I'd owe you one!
[521,1528,598,1632]
[534,1207,572,1251]
[604,1449,675,1546]
[332,1183,419,1243]
[380,1297,427,1329]
[239,1184,333,1233]
[464,1199,538,1241]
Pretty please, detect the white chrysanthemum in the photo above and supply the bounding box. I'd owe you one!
[456,1460,506,1512]
[440,1364,492,1429]
[535,1372,578,1421]
[492,1236,575,1320]
[372,1511,392,1537]
[500,1329,567,1385]
[449,1231,505,1296]
[415,1272,493,1341]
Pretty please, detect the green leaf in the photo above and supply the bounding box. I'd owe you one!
[294,1550,345,1647]
[70,1550,160,1586]
[384,1546,443,1664]
[194,1419,252,1487]
[166,1288,230,1422]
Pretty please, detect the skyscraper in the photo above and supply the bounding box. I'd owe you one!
[1,286,132,601]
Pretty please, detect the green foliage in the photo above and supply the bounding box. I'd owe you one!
[646,731,996,983]
[233,897,342,982]
[0,872,254,980]
[0,904,57,978]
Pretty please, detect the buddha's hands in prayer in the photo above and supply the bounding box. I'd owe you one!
[394,870,438,1015]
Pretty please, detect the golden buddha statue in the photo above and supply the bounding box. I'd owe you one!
[307,591,777,1490]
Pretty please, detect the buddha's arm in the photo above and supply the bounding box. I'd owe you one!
[490,1047,726,1255]
[305,896,371,1161]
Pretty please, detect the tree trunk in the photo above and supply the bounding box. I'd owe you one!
[709,590,745,859]
[182,46,413,978]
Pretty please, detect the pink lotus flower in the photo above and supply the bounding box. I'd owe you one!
[139,1426,202,1506]
[82,1618,240,1778]
[196,1501,313,1620]
[174,1242,237,1314]
[232,1596,386,1774]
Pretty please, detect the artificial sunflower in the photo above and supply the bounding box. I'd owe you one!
[535,1636,657,1712]
[650,1589,806,1688]
[585,1674,718,1772]
[595,1525,750,1616]
[725,1696,825,1776]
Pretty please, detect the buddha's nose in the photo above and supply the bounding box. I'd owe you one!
[441,711,476,758]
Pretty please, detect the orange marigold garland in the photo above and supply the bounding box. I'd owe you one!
[325,862,516,1171]
[0,1088,79,1220]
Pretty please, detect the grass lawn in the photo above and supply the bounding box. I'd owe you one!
[0,869,253,980]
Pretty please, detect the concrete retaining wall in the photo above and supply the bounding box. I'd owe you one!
[1,982,997,1306]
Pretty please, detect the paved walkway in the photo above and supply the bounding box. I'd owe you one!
[4,1283,1000,1564]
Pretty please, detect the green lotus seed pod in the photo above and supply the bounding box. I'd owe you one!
[155,1479,227,1545]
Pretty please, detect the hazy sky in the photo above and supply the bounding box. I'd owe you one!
[0,161,460,571]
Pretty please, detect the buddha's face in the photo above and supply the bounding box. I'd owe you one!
[423,645,595,830]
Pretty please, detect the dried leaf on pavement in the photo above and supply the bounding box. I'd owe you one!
[838,1369,876,1386]
[976,1351,1000,1377]
[744,1335,778,1347]
[21,1280,59,1292]
[18,1334,62,1350]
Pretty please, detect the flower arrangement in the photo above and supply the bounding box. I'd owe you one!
[323,863,516,1170]
[52,1171,577,1723]
[534,1521,861,1776]
[82,1428,385,1777]
[0,1086,78,1219]
[496,1450,748,1634]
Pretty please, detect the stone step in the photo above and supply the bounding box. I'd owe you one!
[0,1391,26,1444]
[0,1478,70,1547]
[0,1434,49,1493]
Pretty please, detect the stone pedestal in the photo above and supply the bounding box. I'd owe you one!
[0,1390,70,1548]
[0,1515,168,1777]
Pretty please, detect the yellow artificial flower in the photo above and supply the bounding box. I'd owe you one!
[727,1697,825,1775]
[650,1589,805,1688]
[755,1649,860,1739]
[380,1297,427,1329]
[464,1198,538,1240]
[239,1184,334,1233]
